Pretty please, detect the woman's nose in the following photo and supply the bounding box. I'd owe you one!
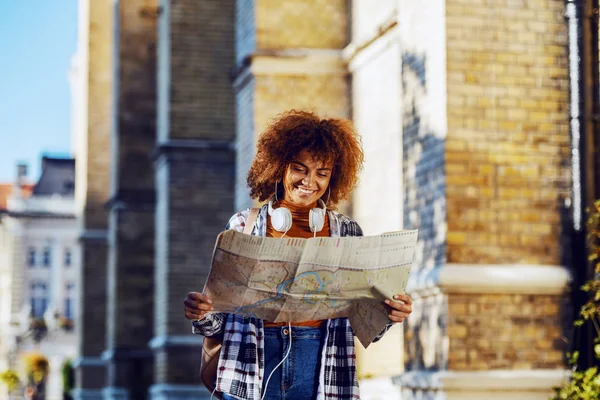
[302,174,313,186]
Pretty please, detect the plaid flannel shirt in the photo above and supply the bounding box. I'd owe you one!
[193,204,394,400]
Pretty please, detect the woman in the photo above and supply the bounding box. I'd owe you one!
[184,110,412,400]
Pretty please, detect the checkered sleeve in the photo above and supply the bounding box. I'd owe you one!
[191,313,226,337]
[225,209,250,233]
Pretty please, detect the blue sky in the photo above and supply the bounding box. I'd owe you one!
[0,2,77,182]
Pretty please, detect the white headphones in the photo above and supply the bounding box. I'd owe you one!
[268,182,328,233]
[268,197,327,233]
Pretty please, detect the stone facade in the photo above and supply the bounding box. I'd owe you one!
[234,0,349,210]
[72,0,113,399]
[71,0,575,399]
[103,0,158,398]
[400,0,571,399]
[152,1,236,398]
[445,0,569,266]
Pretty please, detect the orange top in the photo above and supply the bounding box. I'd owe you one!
[264,198,330,328]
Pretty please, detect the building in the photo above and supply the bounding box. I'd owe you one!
[0,157,80,399]
[73,0,599,399]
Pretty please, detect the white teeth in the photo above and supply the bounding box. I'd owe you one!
[297,188,314,194]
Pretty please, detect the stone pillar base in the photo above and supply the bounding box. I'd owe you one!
[73,357,106,396]
[149,384,211,400]
[399,369,569,400]
[72,389,104,400]
[102,387,129,400]
[359,377,402,400]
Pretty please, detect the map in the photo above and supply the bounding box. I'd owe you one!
[203,229,418,347]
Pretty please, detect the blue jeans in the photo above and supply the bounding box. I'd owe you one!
[222,326,323,400]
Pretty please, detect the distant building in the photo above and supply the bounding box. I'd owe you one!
[0,156,79,399]
[74,0,597,399]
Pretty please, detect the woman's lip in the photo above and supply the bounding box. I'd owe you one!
[296,187,316,193]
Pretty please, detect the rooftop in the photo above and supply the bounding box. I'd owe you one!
[32,157,75,197]
[0,184,34,211]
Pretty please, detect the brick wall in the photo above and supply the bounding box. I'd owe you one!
[154,0,236,388]
[447,293,565,370]
[256,0,348,50]
[445,0,570,265]
[168,0,236,142]
[105,0,158,396]
[401,0,570,383]
[155,148,235,384]
[113,0,158,191]
[254,75,350,134]
[83,0,113,229]
[75,0,113,392]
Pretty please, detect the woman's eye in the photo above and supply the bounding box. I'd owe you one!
[293,167,306,173]
[318,173,328,178]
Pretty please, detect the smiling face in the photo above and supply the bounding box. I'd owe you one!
[282,150,333,207]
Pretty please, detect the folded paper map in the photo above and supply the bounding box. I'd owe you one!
[203,229,418,347]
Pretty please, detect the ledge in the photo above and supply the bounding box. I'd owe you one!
[398,369,570,391]
[148,335,203,350]
[78,229,108,242]
[101,348,153,361]
[343,19,399,72]
[151,139,235,163]
[71,356,105,368]
[102,387,128,400]
[149,384,211,400]
[72,388,104,400]
[233,48,346,89]
[407,263,571,296]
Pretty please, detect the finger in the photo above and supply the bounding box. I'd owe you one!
[197,303,213,312]
[184,309,203,320]
[389,310,410,319]
[183,298,200,310]
[193,292,213,304]
[384,299,412,313]
[388,314,407,323]
[394,294,412,305]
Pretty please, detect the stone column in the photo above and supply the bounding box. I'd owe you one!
[234,0,351,211]
[103,1,158,399]
[399,0,572,399]
[150,1,236,398]
[345,2,405,397]
[72,0,113,399]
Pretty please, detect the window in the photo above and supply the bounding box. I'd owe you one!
[27,248,36,267]
[30,282,48,318]
[64,283,75,319]
[42,247,51,267]
[64,249,72,267]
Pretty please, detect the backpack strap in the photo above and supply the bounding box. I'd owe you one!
[242,207,260,235]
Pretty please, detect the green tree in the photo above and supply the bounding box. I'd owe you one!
[551,200,600,399]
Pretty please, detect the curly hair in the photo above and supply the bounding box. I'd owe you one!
[247,110,364,207]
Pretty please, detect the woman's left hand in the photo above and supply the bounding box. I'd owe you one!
[384,294,412,323]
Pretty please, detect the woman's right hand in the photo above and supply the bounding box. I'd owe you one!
[183,291,214,320]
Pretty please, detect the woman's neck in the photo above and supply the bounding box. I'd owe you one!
[278,198,317,212]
